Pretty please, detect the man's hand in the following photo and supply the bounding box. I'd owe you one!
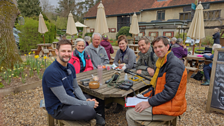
[147,67,154,76]
[119,64,125,68]
[135,101,151,113]
[136,70,142,74]
[86,99,99,108]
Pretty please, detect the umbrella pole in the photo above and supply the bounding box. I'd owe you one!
[199,40,201,49]
[192,44,195,55]
[133,34,135,44]
[43,34,45,44]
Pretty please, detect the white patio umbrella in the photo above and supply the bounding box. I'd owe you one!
[95,1,109,34]
[187,1,205,54]
[129,12,139,44]
[38,12,48,44]
[75,21,87,27]
[66,12,77,43]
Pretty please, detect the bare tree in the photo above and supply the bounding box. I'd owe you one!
[40,0,50,13]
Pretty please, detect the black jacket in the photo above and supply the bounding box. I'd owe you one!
[213,32,220,44]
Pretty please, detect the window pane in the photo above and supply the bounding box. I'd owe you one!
[180,14,184,20]
[162,12,165,20]
[158,12,161,20]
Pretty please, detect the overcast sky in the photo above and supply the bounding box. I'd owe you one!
[49,0,59,7]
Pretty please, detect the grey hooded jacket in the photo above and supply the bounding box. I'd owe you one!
[136,46,158,76]
[84,43,109,69]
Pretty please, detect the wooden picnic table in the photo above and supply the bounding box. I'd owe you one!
[185,55,212,68]
[76,69,150,100]
[31,43,56,56]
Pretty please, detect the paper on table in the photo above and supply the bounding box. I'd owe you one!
[126,97,148,107]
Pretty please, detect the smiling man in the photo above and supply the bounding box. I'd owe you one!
[136,37,158,77]
[126,37,187,126]
[84,33,109,69]
[42,39,105,125]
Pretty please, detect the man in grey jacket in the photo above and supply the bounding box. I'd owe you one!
[85,33,109,69]
[136,37,158,77]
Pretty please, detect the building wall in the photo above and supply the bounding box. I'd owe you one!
[84,17,117,39]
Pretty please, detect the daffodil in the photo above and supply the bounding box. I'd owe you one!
[35,55,39,59]
[9,75,11,78]
[28,52,31,55]
[44,56,47,59]
[25,74,27,77]
[4,72,6,74]
[33,51,35,54]
[12,74,14,76]
[24,54,26,56]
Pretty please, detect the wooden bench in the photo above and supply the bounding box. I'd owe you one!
[186,66,198,80]
[40,100,96,126]
[135,116,177,126]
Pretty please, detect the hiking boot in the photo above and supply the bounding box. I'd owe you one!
[113,103,123,114]
[201,80,210,86]
[95,114,105,126]
[105,102,113,109]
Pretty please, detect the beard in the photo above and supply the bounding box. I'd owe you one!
[58,53,71,63]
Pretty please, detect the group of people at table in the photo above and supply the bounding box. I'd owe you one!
[42,28,221,125]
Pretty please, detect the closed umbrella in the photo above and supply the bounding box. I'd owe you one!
[187,1,205,54]
[75,21,87,27]
[38,12,48,44]
[95,1,109,34]
[129,12,139,44]
[66,12,77,43]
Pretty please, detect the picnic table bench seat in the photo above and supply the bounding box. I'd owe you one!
[43,108,96,126]
[135,116,177,126]
[186,66,198,80]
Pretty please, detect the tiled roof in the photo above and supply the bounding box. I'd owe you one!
[84,0,223,18]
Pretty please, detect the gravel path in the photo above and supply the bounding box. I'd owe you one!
[1,78,224,126]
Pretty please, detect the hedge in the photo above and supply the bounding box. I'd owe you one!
[16,17,56,53]
[116,26,132,39]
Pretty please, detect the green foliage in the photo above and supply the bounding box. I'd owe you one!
[85,32,93,37]
[116,26,132,39]
[201,36,214,46]
[17,0,42,17]
[175,33,187,42]
[56,16,67,30]
[16,17,56,53]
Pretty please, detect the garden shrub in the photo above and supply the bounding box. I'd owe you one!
[116,26,132,39]
[201,36,214,46]
[16,17,56,53]
[85,32,93,37]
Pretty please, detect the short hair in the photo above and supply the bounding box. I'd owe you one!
[171,37,177,42]
[56,39,72,50]
[152,36,169,46]
[75,38,86,47]
[176,38,183,44]
[92,33,102,39]
[214,28,220,33]
[84,36,91,42]
[138,37,151,44]
[118,35,127,44]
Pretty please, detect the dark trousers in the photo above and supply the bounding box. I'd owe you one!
[52,94,105,121]
[203,64,211,80]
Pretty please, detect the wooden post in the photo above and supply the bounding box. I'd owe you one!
[199,39,201,49]
[192,44,195,55]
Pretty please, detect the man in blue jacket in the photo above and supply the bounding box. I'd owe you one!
[42,39,105,125]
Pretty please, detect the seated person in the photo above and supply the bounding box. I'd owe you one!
[100,34,114,60]
[42,39,105,125]
[171,38,188,62]
[113,35,136,69]
[170,37,177,46]
[84,33,109,69]
[68,38,93,74]
[136,37,158,77]
[201,44,222,86]
[126,37,187,126]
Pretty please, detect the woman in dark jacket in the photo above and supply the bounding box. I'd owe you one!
[100,35,114,60]
[212,28,221,50]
